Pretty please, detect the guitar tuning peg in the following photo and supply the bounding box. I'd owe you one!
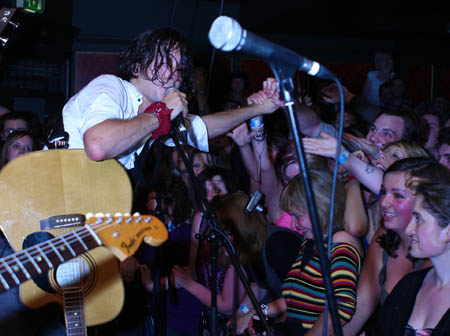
[124,212,131,217]
[7,20,18,29]
[0,36,8,46]
[105,213,112,217]
[133,212,140,216]
[85,212,94,219]
[95,213,104,217]
[114,212,123,217]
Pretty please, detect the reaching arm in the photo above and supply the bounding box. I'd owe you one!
[302,132,383,194]
[344,178,369,238]
[172,264,245,315]
[227,123,260,193]
[202,96,278,139]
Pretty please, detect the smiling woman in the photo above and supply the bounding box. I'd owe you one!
[376,170,450,336]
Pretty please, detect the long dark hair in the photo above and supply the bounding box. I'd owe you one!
[117,28,194,94]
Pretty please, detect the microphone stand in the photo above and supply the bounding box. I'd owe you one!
[270,64,343,336]
[169,127,274,336]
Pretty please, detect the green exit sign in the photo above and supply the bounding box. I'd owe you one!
[18,0,46,14]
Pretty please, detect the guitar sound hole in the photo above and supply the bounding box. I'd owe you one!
[55,257,90,290]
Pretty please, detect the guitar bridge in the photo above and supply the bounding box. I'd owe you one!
[40,214,86,230]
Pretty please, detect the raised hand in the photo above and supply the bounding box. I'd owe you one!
[163,89,188,120]
[343,133,379,159]
[302,132,341,159]
[227,123,258,147]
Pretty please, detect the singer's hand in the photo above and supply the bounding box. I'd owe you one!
[162,89,188,120]
[248,90,280,115]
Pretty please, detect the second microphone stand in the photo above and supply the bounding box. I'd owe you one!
[169,128,273,336]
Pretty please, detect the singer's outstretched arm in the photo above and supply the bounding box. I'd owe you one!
[202,96,278,139]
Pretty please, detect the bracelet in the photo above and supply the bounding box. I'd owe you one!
[260,303,268,315]
[144,102,172,139]
[238,304,250,314]
[338,149,350,165]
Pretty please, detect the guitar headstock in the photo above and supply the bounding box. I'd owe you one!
[85,213,168,261]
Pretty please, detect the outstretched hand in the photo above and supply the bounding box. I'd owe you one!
[302,132,340,159]
[227,123,258,147]
[343,133,379,159]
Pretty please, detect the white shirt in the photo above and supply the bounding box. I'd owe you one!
[63,74,208,169]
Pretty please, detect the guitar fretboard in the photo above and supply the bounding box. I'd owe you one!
[64,289,87,336]
[0,227,100,291]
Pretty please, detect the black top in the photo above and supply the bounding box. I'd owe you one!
[375,267,450,336]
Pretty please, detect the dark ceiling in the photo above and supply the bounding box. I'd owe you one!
[240,1,450,39]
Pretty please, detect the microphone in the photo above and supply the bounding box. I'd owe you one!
[165,87,188,143]
[208,16,335,80]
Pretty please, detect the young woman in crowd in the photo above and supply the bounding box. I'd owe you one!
[173,192,268,334]
[0,130,36,168]
[343,158,443,335]
[237,169,363,335]
[375,171,450,335]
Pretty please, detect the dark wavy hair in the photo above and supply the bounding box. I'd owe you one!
[377,157,450,257]
[117,28,194,94]
[377,108,420,143]
[197,166,239,202]
[414,178,450,229]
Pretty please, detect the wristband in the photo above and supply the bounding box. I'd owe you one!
[260,303,268,315]
[338,149,350,165]
[144,102,172,139]
[347,174,357,183]
[238,304,250,314]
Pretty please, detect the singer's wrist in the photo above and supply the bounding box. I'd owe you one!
[145,102,172,139]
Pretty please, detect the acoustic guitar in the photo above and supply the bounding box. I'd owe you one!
[0,149,159,332]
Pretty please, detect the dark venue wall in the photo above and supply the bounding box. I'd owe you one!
[0,0,449,119]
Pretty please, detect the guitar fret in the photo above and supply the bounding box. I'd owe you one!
[35,245,54,268]
[23,249,42,274]
[0,259,20,285]
[72,229,89,251]
[48,241,65,262]
[0,269,10,290]
[59,236,77,256]
[64,290,86,336]
[12,255,31,280]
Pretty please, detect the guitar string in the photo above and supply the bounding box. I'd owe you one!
[0,216,159,277]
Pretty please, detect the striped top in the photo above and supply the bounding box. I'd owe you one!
[281,239,362,330]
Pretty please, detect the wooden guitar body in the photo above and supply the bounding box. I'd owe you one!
[0,149,133,326]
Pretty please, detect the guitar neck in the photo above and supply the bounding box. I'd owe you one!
[0,227,101,292]
[64,289,87,336]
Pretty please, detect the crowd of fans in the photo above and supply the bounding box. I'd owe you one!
[0,48,449,336]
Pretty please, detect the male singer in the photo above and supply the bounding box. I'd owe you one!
[63,28,277,170]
